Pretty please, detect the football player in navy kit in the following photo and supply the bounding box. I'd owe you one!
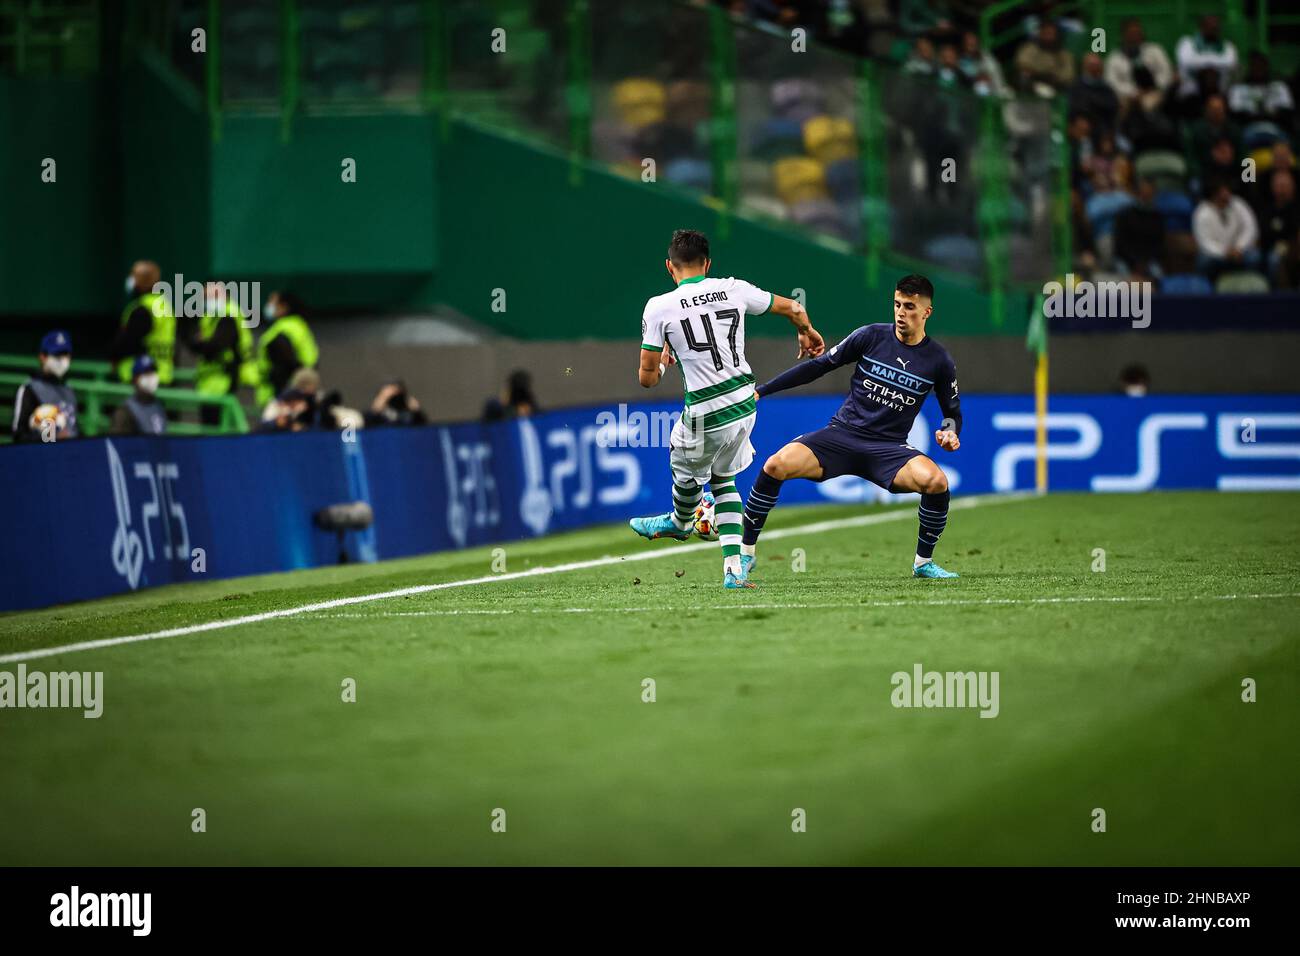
[740,274,964,580]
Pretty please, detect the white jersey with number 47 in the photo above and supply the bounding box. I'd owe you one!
[640,276,773,432]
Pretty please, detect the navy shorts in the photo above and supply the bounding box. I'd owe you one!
[793,423,924,491]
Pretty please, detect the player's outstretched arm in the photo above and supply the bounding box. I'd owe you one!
[768,295,825,358]
[756,326,863,400]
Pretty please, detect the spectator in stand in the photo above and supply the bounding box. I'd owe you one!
[1068,53,1119,134]
[1067,111,1093,191]
[1256,167,1299,281]
[1086,130,1124,190]
[1084,165,1136,244]
[109,355,166,436]
[1198,136,1242,195]
[935,42,966,89]
[1185,95,1241,182]
[1271,141,1298,175]
[1119,364,1151,397]
[1161,232,1214,293]
[1114,178,1166,278]
[1227,51,1296,128]
[365,381,428,428]
[1175,15,1239,108]
[958,30,1008,98]
[1119,66,1181,153]
[482,369,538,422]
[1193,177,1262,278]
[1105,19,1174,104]
[1015,19,1075,98]
[902,35,936,77]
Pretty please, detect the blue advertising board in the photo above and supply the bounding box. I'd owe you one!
[1,394,1297,611]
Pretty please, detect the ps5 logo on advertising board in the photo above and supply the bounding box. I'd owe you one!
[438,417,640,545]
[516,419,641,536]
[989,412,1300,492]
[440,429,500,548]
[107,441,190,589]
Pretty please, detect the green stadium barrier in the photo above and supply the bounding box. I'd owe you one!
[0,370,249,443]
[0,353,197,385]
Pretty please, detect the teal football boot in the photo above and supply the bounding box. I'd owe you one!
[629,513,692,541]
[724,569,755,589]
[913,560,959,579]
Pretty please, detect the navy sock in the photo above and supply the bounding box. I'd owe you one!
[742,471,784,546]
[916,491,950,560]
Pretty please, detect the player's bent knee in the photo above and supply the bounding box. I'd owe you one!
[922,469,948,495]
[763,455,789,480]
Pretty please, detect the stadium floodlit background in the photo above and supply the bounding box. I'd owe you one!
[0,0,1297,867]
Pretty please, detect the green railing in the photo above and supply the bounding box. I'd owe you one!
[0,370,249,443]
[0,353,197,385]
[0,355,248,442]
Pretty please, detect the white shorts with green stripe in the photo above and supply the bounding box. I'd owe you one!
[668,408,756,486]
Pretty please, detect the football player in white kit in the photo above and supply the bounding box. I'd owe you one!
[630,229,824,589]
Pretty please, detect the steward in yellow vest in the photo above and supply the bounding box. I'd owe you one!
[188,282,257,425]
[110,260,176,385]
[256,291,320,405]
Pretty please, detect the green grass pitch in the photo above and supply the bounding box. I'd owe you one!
[0,491,1296,865]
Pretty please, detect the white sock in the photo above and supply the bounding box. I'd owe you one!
[741,543,756,557]
[724,556,742,575]
[915,554,929,567]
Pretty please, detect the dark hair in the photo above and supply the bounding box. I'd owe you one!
[273,290,307,316]
[667,229,710,266]
[895,274,934,299]
[506,369,536,408]
[1119,363,1150,385]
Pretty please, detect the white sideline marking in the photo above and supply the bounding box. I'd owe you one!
[1,494,1027,664]
[316,592,1300,618]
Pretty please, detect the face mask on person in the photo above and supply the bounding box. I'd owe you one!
[125,275,136,294]
[43,355,71,377]
[263,301,278,320]
[137,373,160,395]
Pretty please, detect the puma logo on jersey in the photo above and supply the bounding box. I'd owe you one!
[896,358,909,369]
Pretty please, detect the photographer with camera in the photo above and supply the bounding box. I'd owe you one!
[365,381,428,428]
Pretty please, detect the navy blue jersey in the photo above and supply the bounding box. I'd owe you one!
[756,323,962,443]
